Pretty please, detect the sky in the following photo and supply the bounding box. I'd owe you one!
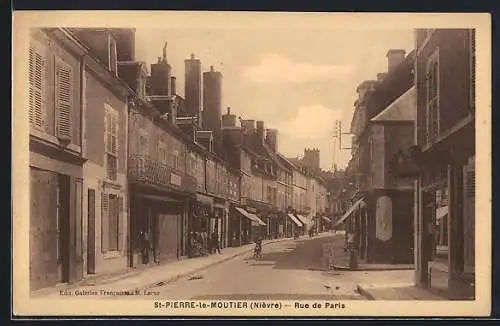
[134,20,414,171]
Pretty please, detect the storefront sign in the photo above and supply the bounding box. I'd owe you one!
[170,172,182,186]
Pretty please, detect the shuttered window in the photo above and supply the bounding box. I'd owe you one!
[426,49,440,145]
[101,193,109,253]
[101,193,122,252]
[55,59,73,140]
[29,46,46,129]
[105,105,119,181]
[470,29,476,113]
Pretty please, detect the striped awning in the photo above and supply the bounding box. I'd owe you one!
[287,214,303,227]
[235,207,266,226]
[334,198,366,226]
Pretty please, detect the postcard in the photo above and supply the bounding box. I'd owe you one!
[12,11,491,317]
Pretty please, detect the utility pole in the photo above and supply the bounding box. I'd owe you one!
[332,120,353,170]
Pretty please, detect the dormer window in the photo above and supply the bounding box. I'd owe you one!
[108,34,118,76]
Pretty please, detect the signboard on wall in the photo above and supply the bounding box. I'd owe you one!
[170,172,182,186]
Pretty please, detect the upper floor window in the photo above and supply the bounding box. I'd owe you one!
[108,34,118,76]
[426,48,440,144]
[139,129,149,157]
[469,29,476,113]
[158,139,168,165]
[29,44,47,130]
[105,104,119,181]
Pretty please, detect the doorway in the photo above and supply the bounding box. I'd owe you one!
[57,174,71,283]
[87,188,96,274]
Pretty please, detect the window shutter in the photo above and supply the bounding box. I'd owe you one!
[470,29,476,111]
[29,46,45,129]
[55,60,73,140]
[111,114,118,155]
[101,192,109,252]
[118,196,124,252]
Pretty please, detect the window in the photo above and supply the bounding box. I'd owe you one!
[139,130,149,157]
[105,105,119,181]
[108,34,117,75]
[55,59,74,140]
[469,29,476,112]
[101,193,122,252]
[29,44,46,130]
[158,140,168,164]
[426,49,440,144]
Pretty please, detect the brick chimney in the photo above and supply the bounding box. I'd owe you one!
[170,76,176,95]
[265,129,278,152]
[241,119,255,135]
[256,121,265,143]
[386,49,406,73]
[222,107,236,128]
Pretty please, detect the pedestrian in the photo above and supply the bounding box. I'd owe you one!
[140,228,150,265]
[211,231,222,254]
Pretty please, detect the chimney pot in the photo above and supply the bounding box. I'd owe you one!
[190,53,195,59]
[210,65,214,71]
[227,107,231,115]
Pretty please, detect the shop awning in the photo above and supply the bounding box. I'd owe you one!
[235,207,266,226]
[334,198,366,226]
[322,216,332,223]
[287,214,303,227]
[294,214,307,225]
[436,206,448,220]
[137,194,184,203]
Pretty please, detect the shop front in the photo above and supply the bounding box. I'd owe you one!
[129,186,191,268]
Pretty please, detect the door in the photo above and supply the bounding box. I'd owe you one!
[30,168,59,291]
[72,178,84,282]
[157,214,180,263]
[87,189,96,274]
[57,174,71,283]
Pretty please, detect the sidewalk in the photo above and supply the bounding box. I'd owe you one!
[323,236,414,272]
[356,283,447,301]
[31,237,291,299]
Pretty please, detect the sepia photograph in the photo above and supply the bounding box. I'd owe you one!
[12,11,491,317]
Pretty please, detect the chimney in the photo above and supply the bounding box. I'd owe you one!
[170,76,176,95]
[190,53,195,60]
[222,107,236,128]
[386,49,406,73]
[241,120,255,134]
[256,121,265,143]
[210,65,214,72]
[265,129,278,152]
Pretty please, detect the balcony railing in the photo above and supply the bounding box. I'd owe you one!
[128,154,197,193]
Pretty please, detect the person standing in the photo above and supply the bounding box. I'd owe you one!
[211,231,222,254]
[140,228,150,265]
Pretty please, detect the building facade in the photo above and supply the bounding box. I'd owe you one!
[29,28,86,291]
[339,49,416,264]
[412,29,475,299]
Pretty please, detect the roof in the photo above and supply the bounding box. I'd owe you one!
[371,86,416,122]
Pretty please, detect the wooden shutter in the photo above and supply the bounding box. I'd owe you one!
[55,60,73,140]
[101,192,109,252]
[29,46,45,129]
[117,196,124,252]
[470,29,476,112]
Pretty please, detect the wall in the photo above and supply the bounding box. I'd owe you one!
[384,123,414,189]
[82,67,129,276]
[416,29,471,146]
[30,29,82,147]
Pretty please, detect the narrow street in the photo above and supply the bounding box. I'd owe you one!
[118,234,367,300]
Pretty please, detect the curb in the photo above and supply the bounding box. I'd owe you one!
[355,284,376,300]
[130,238,291,292]
[333,265,414,272]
